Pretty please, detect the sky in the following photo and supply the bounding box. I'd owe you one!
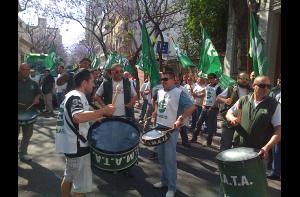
[59,21,85,48]
[18,6,85,49]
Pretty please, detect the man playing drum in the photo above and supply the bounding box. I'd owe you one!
[226,75,281,159]
[94,63,137,177]
[18,63,41,162]
[152,68,196,197]
[55,68,115,197]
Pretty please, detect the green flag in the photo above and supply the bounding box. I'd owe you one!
[198,29,222,75]
[90,53,100,69]
[218,73,236,90]
[141,22,160,89]
[173,41,195,68]
[45,46,60,74]
[198,28,235,90]
[103,51,117,70]
[249,13,269,76]
[136,54,145,72]
[116,54,136,75]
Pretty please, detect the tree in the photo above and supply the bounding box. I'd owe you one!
[231,0,249,71]
[36,0,124,59]
[67,42,90,65]
[138,0,187,66]
[18,0,31,12]
[25,23,59,53]
[183,0,229,57]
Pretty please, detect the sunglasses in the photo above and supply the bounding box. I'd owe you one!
[238,77,249,81]
[161,77,171,81]
[114,70,123,74]
[255,84,272,89]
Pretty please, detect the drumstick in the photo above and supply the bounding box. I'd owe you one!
[158,127,176,134]
[25,103,35,111]
[18,102,26,106]
[112,84,120,106]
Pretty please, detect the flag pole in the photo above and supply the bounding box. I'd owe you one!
[247,6,250,75]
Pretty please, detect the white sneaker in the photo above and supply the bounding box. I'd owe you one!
[20,154,32,162]
[153,182,165,189]
[166,190,175,197]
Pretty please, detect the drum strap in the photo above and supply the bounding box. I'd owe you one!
[65,118,87,143]
[65,95,87,143]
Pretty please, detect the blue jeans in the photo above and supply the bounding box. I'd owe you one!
[191,105,202,130]
[157,129,179,192]
[271,142,281,176]
[139,99,148,120]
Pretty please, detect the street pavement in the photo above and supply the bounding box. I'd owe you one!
[18,108,281,197]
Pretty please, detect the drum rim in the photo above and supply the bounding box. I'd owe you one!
[88,117,140,154]
[141,129,170,146]
[216,147,260,163]
[18,110,39,121]
[90,144,139,156]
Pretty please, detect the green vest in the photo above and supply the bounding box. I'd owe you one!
[220,86,240,126]
[236,94,278,149]
[102,78,133,118]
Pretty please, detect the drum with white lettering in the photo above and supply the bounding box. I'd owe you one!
[88,117,140,172]
[216,147,269,197]
[141,128,171,146]
[18,110,39,125]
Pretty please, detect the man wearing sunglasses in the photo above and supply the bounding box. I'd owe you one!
[94,63,137,119]
[152,69,196,197]
[226,75,281,161]
[216,72,252,152]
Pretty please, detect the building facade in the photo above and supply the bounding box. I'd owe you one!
[18,17,32,68]
[224,0,281,84]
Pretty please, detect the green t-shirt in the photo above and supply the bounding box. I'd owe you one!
[18,76,40,111]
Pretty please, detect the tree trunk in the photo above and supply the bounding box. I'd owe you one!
[158,29,164,69]
[232,0,249,73]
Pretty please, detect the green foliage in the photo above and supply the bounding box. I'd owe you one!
[182,0,229,57]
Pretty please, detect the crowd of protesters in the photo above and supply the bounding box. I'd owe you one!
[19,58,281,197]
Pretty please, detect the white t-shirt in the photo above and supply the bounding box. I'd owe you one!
[96,79,137,116]
[156,87,182,128]
[140,81,151,103]
[219,86,249,98]
[184,83,195,98]
[56,73,67,93]
[228,97,281,127]
[55,90,90,154]
[193,84,206,106]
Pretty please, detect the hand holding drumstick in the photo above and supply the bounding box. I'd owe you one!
[112,84,121,106]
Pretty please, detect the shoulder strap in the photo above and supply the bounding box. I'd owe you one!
[65,96,87,143]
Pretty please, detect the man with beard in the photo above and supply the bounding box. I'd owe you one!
[216,72,252,151]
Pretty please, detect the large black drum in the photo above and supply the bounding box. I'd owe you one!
[88,117,140,172]
[18,110,39,125]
